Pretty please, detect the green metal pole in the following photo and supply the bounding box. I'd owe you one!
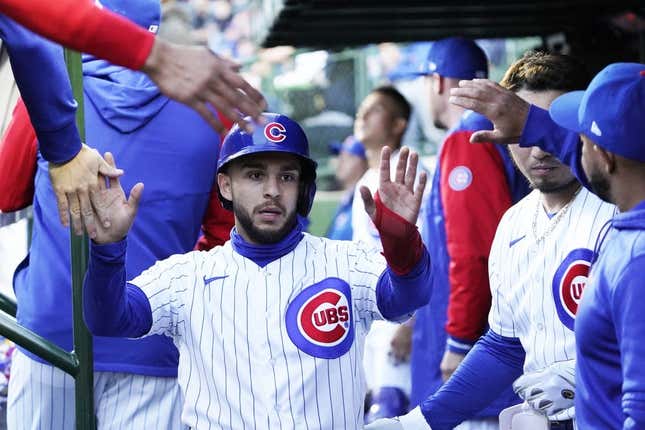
[64,48,96,430]
[0,313,78,375]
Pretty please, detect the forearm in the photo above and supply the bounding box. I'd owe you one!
[0,16,81,163]
[0,0,153,70]
[420,330,525,429]
[84,240,152,338]
[521,105,588,189]
[376,248,432,321]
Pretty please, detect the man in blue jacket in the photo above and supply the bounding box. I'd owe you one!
[6,0,229,428]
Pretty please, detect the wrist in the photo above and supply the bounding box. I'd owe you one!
[446,336,475,354]
[141,38,167,76]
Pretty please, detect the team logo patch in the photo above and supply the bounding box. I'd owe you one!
[264,122,287,143]
[448,166,473,191]
[552,248,594,331]
[285,278,354,359]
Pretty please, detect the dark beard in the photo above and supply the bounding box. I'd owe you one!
[536,177,580,194]
[234,201,298,244]
[588,171,612,203]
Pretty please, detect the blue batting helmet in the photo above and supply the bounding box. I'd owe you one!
[217,113,318,216]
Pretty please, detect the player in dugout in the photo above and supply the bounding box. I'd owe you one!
[80,113,433,429]
[367,51,617,430]
[447,61,645,430]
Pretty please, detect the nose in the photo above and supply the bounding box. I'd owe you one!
[531,146,551,160]
[263,175,280,198]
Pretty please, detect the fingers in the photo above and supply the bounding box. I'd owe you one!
[359,185,375,219]
[78,186,97,239]
[414,171,428,199]
[378,146,392,187]
[67,192,83,235]
[96,155,124,178]
[127,182,145,217]
[192,100,226,134]
[54,189,70,227]
[394,147,408,185]
[103,152,121,189]
[404,150,418,191]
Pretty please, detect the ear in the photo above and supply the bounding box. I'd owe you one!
[392,117,408,138]
[217,172,233,201]
[594,144,616,174]
[434,74,445,95]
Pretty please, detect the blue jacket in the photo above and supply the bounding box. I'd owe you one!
[13,52,221,375]
[411,111,527,414]
[576,200,645,429]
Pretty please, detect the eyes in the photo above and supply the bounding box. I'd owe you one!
[246,170,298,183]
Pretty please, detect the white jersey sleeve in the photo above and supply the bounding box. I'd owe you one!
[130,251,203,339]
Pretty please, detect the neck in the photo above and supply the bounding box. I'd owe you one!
[540,180,581,213]
[611,172,645,212]
[443,105,465,130]
[366,143,398,169]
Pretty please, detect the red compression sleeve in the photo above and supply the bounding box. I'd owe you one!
[0,0,154,70]
[440,131,512,342]
[0,99,37,211]
[373,192,424,276]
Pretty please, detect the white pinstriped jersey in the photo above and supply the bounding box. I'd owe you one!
[130,233,392,430]
[488,187,616,373]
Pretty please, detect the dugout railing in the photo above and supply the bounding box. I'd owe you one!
[0,49,96,430]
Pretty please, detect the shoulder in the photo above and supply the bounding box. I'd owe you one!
[497,190,538,231]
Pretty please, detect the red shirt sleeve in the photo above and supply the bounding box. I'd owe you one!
[440,131,512,346]
[0,98,37,212]
[0,0,154,70]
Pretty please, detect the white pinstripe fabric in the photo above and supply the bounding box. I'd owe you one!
[131,234,388,430]
[488,188,616,373]
[7,350,185,430]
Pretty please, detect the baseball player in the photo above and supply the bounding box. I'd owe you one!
[81,113,432,429]
[366,52,617,430]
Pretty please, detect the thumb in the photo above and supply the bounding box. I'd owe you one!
[470,129,522,145]
[127,183,145,215]
[98,154,124,178]
[360,185,375,219]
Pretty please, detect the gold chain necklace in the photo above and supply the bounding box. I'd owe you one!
[531,187,582,245]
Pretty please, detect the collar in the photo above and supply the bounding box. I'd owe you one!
[230,217,305,267]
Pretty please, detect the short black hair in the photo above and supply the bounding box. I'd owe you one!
[371,85,411,122]
[500,51,591,93]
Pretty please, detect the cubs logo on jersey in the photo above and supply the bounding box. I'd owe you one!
[552,248,594,330]
[264,122,287,142]
[286,278,354,359]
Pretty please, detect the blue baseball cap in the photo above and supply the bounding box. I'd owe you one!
[329,136,367,160]
[96,0,161,34]
[416,37,488,79]
[549,63,645,162]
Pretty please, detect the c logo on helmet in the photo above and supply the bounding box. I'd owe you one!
[264,122,287,143]
[286,278,354,359]
[552,248,594,331]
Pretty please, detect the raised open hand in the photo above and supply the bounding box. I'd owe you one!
[91,152,144,244]
[360,147,427,225]
[449,79,529,145]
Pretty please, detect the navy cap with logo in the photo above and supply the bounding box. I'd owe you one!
[95,0,161,34]
[549,62,645,162]
[416,37,488,80]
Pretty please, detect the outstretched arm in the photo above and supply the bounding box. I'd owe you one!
[449,79,588,189]
[0,0,266,134]
[361,147,432,320]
